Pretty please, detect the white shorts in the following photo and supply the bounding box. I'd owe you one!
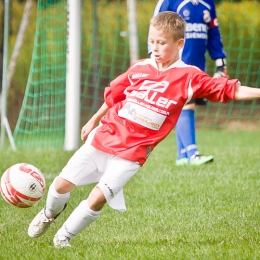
[59,128,140,212]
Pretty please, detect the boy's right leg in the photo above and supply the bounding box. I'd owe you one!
[53,195,104,248]
[28,177,72,238]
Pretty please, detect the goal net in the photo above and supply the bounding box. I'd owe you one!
[12,0,260,149]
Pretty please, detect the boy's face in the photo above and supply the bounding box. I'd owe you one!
[149,25,184,65]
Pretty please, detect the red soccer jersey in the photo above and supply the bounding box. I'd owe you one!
[91,58,239,166]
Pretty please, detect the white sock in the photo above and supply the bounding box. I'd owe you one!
[45,178,70,219]
[56,199,102,239]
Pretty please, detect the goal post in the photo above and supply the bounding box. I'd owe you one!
[0,0,16,151]
[63,0,81,151]
[127,0,139,63]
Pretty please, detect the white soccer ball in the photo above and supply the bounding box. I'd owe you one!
[0,163,46,208]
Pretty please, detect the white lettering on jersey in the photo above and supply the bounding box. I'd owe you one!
[139,80,169,92]
[128,80,177,109]
[132,73,149,79]
[185,32,208,39]
[118,102,166,130]
[185,23,208,39]
[186,23,207,33]
[119,80,177,129]
[127,98,170,116]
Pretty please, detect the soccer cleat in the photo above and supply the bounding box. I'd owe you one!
[53,235,71,248]
[28,208,54,238]
[189,152,214,166]
[175,158,189,166]
[28,203,67,238]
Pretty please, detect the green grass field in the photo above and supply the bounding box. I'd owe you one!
[0,130,260,260]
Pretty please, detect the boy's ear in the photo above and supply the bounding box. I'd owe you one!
[177,38,185,50]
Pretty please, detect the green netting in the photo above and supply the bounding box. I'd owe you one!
[13,0,260,149]
[80,0,130,121]
[13,0,67,148]
[196,1,260,133]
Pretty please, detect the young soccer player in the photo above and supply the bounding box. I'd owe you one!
[28,11,260,248]
[149,0,228,166]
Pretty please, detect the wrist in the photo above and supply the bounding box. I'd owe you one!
[215,58,226,67]
[213,58,228,78]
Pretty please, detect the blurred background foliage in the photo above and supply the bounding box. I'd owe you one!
[0,0,259,128]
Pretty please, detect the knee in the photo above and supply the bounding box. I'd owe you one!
[54,176,75,194]
[88,187,106,211]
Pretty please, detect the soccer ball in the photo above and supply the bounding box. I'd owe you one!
[0,163,46,208]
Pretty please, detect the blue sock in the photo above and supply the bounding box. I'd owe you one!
[176,128,187,160]
[175,109,198,160]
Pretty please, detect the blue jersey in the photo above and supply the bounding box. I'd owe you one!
[150,0,226,71]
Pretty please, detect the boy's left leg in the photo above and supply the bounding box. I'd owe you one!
[53,155,140,248]
[28,177,72,238]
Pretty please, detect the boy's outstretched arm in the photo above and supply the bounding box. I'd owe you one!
[234,86,260,101]
[81,102,109,142]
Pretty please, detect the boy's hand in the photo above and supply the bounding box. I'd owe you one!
[81,119,99,143]
[80,102,109,142]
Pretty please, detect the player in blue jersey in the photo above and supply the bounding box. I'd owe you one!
[149,0,228,165]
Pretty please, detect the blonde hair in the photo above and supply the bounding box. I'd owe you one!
[150,11,185,41]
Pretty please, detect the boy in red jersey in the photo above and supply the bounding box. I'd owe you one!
[28,11,260,248]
